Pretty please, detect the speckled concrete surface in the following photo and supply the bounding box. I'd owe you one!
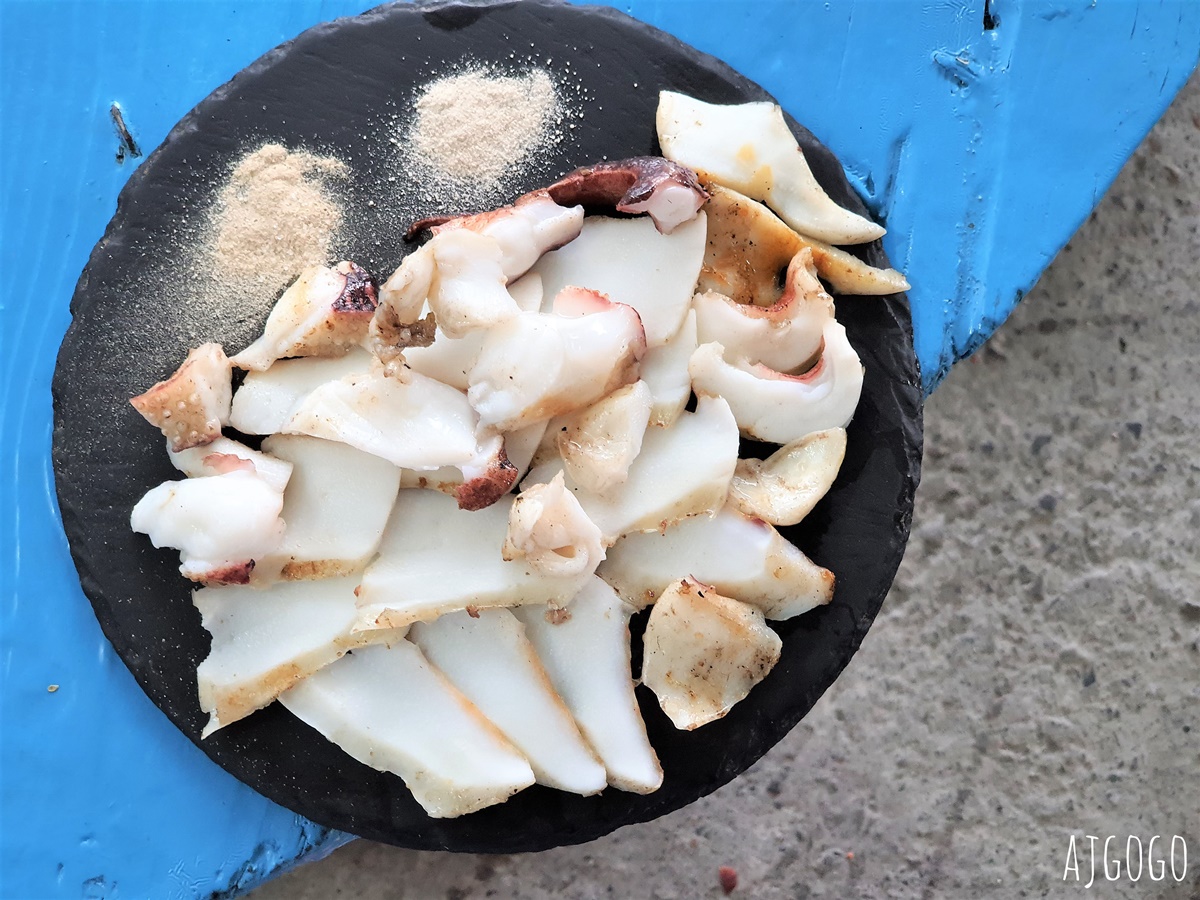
[249,74,1199,900]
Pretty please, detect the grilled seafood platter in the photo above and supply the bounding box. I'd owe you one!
[54,0,920,849]
[127,92,908,819]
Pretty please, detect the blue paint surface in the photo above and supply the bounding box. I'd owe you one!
[0,1,1195,898]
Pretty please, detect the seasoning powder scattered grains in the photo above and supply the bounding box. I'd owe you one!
[406,68,563,208]
[209,143,349,299]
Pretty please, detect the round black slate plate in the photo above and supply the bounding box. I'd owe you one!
[53,0,923,851]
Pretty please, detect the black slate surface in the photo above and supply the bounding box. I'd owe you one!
[52,0,923,852]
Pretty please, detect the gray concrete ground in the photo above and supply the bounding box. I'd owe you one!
[250,74,1199,899]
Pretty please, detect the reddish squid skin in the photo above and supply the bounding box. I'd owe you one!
[195,560,256,586]
[546,156,709,218]
[199,453,255,475]
[405,215,454,240]
[332,261,379,314]
[453,450,519,511]
[405,157,708,239]
[404,190,554,241]
[404,189,568,242]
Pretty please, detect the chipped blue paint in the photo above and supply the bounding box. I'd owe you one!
[1,1,1195,898]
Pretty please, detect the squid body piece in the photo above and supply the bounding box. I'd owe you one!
[693,247,834,374]
[130,343,232,451]
[554,380,653,495]
[699,185,908,301]
[284,368,482,471]
[194,575,380,737]
[467,290,646,433]
[410,608,607,795]
[522,395,739,544]
[421,190,584,280]
[639,310,697,428]
[642,577,782,731]
[231,262,378,371]
[689,321,864,445]
[514,577,663,794]
[598,505,834,620]
[130,469,284,585]
[728,428,847,526]
[229,349,372,435]
[258,434,401,581]
[657,91,884,246]
[279,642,535,818]
[530,214,706,347]
[355,489,592,631]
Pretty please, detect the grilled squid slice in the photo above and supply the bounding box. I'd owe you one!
[728,428,847,526]
[657,91,884,246]
[258,434,401,580]
[640,310,697,428]
[502,472,605,579]
[232,262,378,371]
[410,609,607,796]
[546,156,709,234]
[514,577,663,794]
[522,395,739,545]
[699,185,908,301]
[279,642,535,819]
[370,244,438,377]
[130,469,285,585]
[642,577,782,730]
[355,490,592,631]
[229,349,372,435]
[689,321,864,445]
[427,230,522,339]
[598,505,834,620]
[130,343,232,451]
[555,381,653,495]
[467,288,646,433]
[284,368,483,471]
[283,365,518,510]
[409,190,584,281]
[531,214,705,348]
[194,575,378,737]
[693,247,834,373]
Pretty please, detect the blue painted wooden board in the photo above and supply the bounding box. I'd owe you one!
[1,1,1195,897]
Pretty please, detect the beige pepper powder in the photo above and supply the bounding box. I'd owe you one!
[210,144,349,298]
[407,68,563,206]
